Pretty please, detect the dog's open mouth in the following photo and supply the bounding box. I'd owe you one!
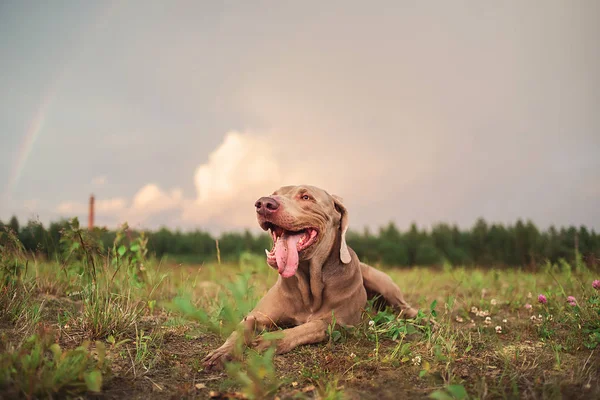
[262,223,319,278]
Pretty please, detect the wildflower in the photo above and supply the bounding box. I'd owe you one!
[538,294,547,304]
[476,310,490,317]
[349,353,356,359]
[412,355,422,366]
[491,299,498,306]
[524,303,532,310]
[484,316,492,325]
[470,306,478,313]
[502,319,507,323]
[527,292,533,299]
[530,315,538,322]
[368,320,375,329]
[495,325,502,334]
[567,296,577,306]
[455,316,464,323]
[593,280,600,290]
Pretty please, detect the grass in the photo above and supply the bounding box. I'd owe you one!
[0,221,599,399]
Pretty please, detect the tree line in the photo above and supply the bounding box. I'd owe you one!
[1,215,599,269]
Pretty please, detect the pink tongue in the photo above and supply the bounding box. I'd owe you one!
[274,233,302,278]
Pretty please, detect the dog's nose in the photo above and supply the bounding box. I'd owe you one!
[255,197,279,215]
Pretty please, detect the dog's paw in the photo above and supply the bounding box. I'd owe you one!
[252,335,282,353]
[202,348,232,371]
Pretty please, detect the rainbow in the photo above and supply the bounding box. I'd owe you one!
[2,2,119,203]
[3,88,54,201]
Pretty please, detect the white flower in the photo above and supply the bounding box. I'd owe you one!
[527,292,533,299]
[368,320,375,328]
[491,299,498,306]
[412,355,422,366]
[484,316,492,325]
[455,316,464,323]
[502,319,507,323]
[350,352,356,358]
[495,325,502,334]
[471,306,478,313]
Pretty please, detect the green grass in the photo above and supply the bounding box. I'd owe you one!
[0,221,599,399]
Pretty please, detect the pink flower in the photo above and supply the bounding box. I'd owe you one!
[593,280,600,290]
[524,303,532,310]
[538,294,547,304]
[567,296,577,306]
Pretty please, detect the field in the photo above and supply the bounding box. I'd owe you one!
[1,225,599,400]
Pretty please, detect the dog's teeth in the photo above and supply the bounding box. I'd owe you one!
[265,249,270,256]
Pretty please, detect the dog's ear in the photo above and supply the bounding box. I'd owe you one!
[332,195,351,264]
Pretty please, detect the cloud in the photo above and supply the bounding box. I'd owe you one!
[132,184,182,214]
[55,129,388,232]
[56,197,127,215]
[97,197,127,213]
[181,131,283,228]
[55,132,281,231]
[23,199,39,212]
[91,175,107,186]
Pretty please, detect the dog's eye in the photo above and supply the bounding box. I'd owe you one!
[302,194,310,200]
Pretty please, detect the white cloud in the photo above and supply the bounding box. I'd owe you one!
[132,184,182,214]
[96,198,127,213]
[55,130,406,232]
[91,175,107,186]
[56,201,87,214]
[56,197,127,215]
[23,199,39,212]
[179,131,283,228]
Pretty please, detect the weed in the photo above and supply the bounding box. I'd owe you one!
[0,327,108,398]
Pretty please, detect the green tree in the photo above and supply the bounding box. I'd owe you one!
[8,215,19,234]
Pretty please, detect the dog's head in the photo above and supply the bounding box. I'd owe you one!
[255,185,350,278]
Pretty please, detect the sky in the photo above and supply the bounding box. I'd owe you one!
[1,0,599,234]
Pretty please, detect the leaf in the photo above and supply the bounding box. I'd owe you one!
[130,244,140,252]
[96,341,106,368]
[430,299,438,311]
[430,390,454,400]
[84,370,103,392]
[117,245,127,256]
[446,384,468,399]
[332,330,342,342]
[49,343,62,364]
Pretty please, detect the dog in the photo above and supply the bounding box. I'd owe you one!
[203,185,419,368]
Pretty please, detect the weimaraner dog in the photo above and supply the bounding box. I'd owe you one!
[203,185,418,369]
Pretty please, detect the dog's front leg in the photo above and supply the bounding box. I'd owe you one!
[255,319,329,355]
[202,314,271,370]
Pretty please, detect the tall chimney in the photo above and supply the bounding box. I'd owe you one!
[88,194,95,230]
